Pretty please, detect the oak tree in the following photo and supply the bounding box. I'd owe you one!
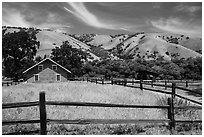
[2,28,40,80]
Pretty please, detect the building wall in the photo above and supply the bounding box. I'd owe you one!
[27,68,67,83]
[25,59,69,83]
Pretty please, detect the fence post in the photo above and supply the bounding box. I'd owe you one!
[132,79,134,85]
[124,78,127,87]
[172,83,176,99]
[151,79,153,87]
[39,92,47,135]
[111,78,113,85]
[167,98,175,134]
[7,82,9,86]
[167,98,171,131]
[96,78,97,84]
[186,81,188,87]
[102,78,104,85]
[140,80,143,90]
[87,77,88,82]
[165,80,167,90]
[171,83,176,134]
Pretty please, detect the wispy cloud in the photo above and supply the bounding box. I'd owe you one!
[151,17,201,36]
[3,7,72,33]
[64,2,131,31]
[174,3,201,15]
[36,12,72,31]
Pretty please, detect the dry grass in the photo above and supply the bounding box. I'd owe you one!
[2,81,165,121]
[2,81,201,135]
[156,95,202,120]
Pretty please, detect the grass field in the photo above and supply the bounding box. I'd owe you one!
[2,81,202,135]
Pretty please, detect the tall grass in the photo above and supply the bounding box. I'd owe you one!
[156,95,201,120]
[156,95,202,134]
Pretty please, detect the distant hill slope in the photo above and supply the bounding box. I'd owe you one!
[3,26,202,61]
[157,32,202,52]
[3,27,100,61]
[35,30,100,61]
[88,33,201,60]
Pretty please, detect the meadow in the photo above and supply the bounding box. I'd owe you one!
[2,81,202,135]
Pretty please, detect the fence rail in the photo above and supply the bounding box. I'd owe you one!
[2,91,202,135]
[47,119,170,125]
[175,94,202,105]
[3,101,39,109]
[46,101,169,108]
[3,120,40,125]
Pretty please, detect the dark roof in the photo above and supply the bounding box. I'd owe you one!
[23,58,71,74]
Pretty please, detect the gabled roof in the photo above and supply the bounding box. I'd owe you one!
[23,58,71,73]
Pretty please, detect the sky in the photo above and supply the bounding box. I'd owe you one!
[2,2,202,36]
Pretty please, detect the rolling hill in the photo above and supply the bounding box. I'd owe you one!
[3,26,202,61]
[87,32,201,60]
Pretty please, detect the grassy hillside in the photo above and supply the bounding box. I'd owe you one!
[158,32,202,51]
[89,33,201,60]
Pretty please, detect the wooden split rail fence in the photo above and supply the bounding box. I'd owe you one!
[2,81,21,86]
[2,92,202,135]
[86,77,201,88]
[86,78,202,106]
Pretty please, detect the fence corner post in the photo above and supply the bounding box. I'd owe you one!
[39,92,47,135]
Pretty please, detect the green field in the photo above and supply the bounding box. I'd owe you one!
[2,81,202,135]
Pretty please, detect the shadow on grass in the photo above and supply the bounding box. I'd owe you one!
[3,130,40,135]
[186,88,202,97]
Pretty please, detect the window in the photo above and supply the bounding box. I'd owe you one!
[38,65,43,71]
[56,74,61,81]
[52,65,57,71]
[34,74,39,81]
